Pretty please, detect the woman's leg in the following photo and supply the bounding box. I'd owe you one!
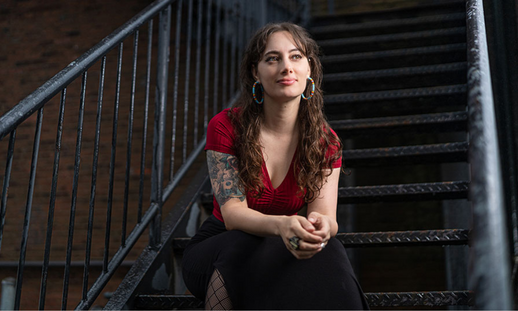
[205,269,233,310]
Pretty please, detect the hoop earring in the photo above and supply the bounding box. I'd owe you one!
[301,77,315,100]
[252,81,264,104]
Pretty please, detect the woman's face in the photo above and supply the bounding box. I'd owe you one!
[253,31,311,104]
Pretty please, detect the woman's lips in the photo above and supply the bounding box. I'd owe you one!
[277,79,296,85]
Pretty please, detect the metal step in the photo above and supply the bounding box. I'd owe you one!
[321,43,466,73]
[319,27,466,54]
[328,111,468,136]
[342,142,468,167]
[312,13,465,40]
[135,290,474,309]
[312,0,466,28]
[338,181,469,203]
[324,84,466,105]
[172,229,468,252]
[323,62,467,92]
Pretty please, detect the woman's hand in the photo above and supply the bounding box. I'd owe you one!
[307,211,333,248]
[279,215,324,260]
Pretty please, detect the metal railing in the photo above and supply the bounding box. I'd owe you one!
[466,0,513,309]
[0,0,308,309]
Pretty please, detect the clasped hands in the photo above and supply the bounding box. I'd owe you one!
[280,211,332,260]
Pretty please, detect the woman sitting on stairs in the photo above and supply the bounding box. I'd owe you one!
[182,22,369,310]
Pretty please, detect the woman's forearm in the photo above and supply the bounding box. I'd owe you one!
[221,204,287,237]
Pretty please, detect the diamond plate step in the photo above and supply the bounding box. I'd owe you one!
[135,290,473,309]
[324,84,467,106]
[342,142,468,167]
[319,27,466,54]
[312,13,465,40]
[312,0,466,28]
[321,43,466,72]
[324,62,467,92]
[328,111,468,136]
[172,229,468,251]
[338,181,469,203]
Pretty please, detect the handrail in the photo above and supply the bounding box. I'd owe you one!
[466,0,513,309]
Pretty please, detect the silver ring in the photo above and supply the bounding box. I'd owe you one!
[289,236,300,250]
[320,242,326,249]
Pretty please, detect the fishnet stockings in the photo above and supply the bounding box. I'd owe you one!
[205,269,233,310]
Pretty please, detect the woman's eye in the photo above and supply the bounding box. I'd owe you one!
[265,56,278,62]
[291,54,302,60]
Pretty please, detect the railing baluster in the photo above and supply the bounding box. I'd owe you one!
[194,0,203,148]
[104,43,123,273]
[139,20,153,224]
[61,71,87,310]
[230,0,237,95]
[170,0,183,181]
[203,0,212,133]
[14,107,43,310]
[0,130,16,253]
[122,30,139,248]
[222,4,229,108]
[82,56,106,303]
[182,0,194,163]
[150,5,171,248]
[213,0,222,115]
[38,88,67,310]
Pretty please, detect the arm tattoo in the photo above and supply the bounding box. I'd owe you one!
[207,150,246,206]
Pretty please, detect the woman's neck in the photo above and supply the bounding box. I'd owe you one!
[261,97,300,136]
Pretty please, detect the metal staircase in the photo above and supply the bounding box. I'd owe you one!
[124,0,481,309]
[0,0,513,310]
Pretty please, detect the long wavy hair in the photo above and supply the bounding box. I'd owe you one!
[230,22,342,202]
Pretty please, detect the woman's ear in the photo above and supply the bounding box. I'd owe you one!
[252,65,258,82]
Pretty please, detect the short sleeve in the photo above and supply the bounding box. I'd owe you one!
[326,127,342,169]
[205,108,236,155]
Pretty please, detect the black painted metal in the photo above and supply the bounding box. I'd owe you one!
[329,111,468,136]
[62,72,87,310]
[0,130,16,252]
[15,107,43,311]
[38,88,65,310]
[134,290,474,309]
[170,0,182,181]
[466,0,512,308]
[342,142,468,167]
[82,57,105,303]
[338,181,469,204]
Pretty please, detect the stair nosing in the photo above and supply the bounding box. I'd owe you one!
[312,13,465,35]
[324,62,467,81]
[321,43,466,63]
[318,27,466,47]
[324,84,467,104]
[342,142,468,161]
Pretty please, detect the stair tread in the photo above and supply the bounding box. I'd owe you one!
[136,290,474,308]
[325,62,466,81]
[312,13,465,35]
[173,229,469,250]
[338,181,469,203]
[321,43,466,63]
[342,142,468,166]
[329,111,468,132]
[324,84,467,104]
[319,27,466,47]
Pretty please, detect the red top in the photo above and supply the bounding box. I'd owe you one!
[205,108,342,222]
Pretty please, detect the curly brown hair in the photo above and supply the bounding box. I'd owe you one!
[230,22,342,202]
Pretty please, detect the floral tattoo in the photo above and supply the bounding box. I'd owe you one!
[207,150,246,206]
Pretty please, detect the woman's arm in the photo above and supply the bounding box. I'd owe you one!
[207,150,323,259]
[306,167,341,242]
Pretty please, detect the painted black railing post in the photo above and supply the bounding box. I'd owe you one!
[466,0,513,309]
[150,4,171,249]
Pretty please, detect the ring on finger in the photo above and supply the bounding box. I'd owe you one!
[289,236,300,250]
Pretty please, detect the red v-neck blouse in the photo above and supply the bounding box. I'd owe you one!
[205,108,342,222]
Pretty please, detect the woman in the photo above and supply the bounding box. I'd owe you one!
[182,22,369,310]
